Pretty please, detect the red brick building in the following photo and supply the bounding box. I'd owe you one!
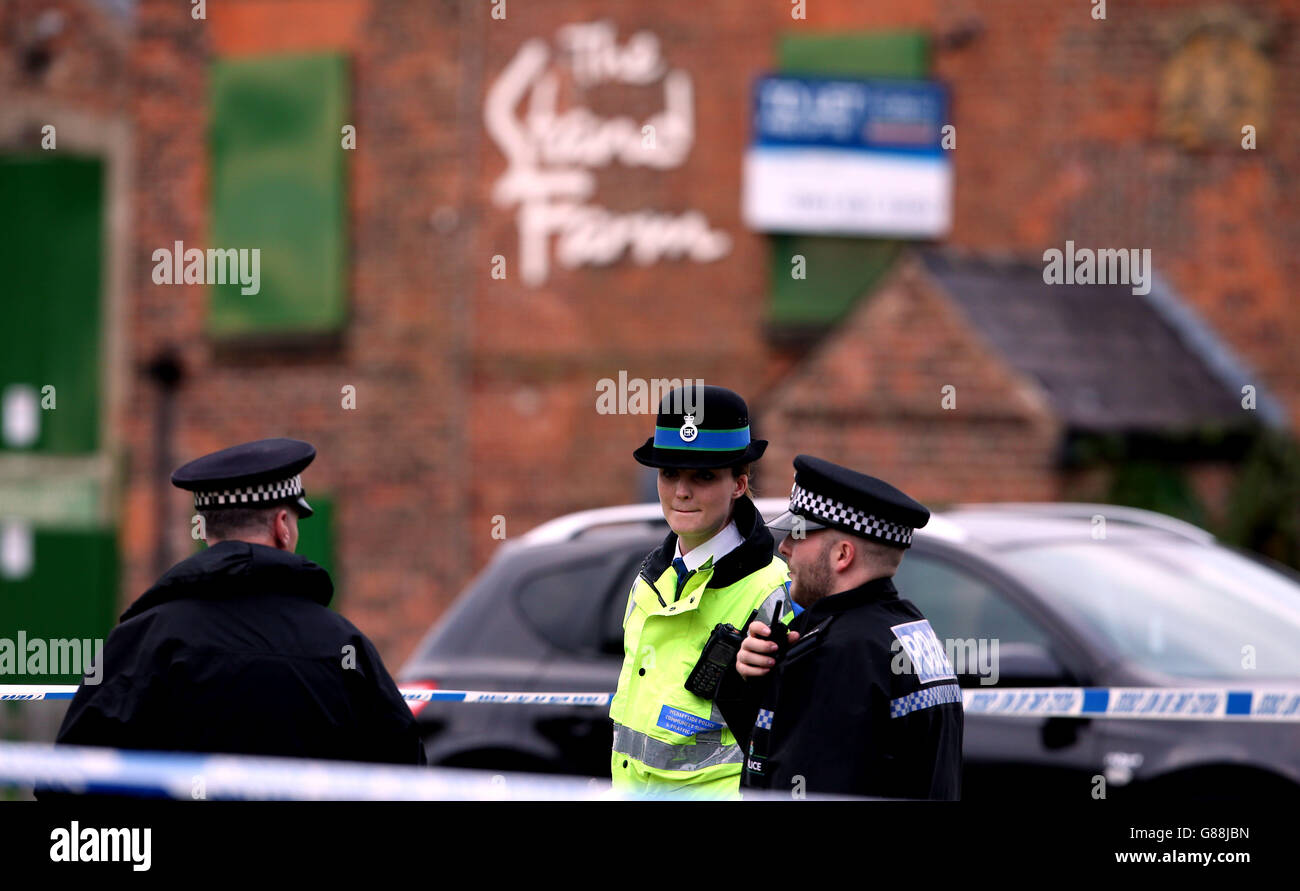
[3,0,1297,670]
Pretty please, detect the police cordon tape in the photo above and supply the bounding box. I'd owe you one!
[0,685,614,706]
[963,686,1300,721]
[0,741,604,800]
[4,684,1300,720]
[0,742,857,801]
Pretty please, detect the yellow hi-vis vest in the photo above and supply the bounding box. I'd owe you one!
[609,551,790,799]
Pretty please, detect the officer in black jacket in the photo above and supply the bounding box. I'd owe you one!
[716,455,962,799]
[46,438,425,772]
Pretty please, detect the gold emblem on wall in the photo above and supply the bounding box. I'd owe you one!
[1157,8,1273,150]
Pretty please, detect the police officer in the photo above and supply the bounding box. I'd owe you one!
[717,455,963,799]
[49,438,426,767]
[609,386,791,798]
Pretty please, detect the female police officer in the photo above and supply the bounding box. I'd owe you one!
[609,385,790,798]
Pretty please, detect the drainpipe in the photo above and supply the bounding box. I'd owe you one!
[143,348,183,577]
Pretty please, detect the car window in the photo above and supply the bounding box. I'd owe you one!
[894,553,1054,650]
[1000,540,1300,679]
[514,557,623,655]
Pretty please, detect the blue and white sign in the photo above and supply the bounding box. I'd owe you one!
[743,75,952,237]
[656,705,725,737]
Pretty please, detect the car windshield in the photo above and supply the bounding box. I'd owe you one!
[998,539,1300,680]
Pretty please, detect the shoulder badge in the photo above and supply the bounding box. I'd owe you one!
[890,619,957,685]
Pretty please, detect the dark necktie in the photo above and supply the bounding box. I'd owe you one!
[672,556,691,601]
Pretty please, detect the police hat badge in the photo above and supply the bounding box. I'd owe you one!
[679,414,698,442]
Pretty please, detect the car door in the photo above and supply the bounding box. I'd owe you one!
[895,545,1105,800]
[523,544,648,775]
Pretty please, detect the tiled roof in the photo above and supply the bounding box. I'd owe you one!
[920,251,1275,434]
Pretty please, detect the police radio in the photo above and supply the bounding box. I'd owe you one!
[684,609,757,700]
[767,599,790,656]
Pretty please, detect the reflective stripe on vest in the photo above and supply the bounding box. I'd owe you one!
[757,586,787,626]
[612,723,745,772]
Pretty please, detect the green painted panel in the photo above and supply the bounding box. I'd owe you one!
[770,238,902,326]
[208,53,348,336]
[0,528,118,684]
[295,494,335,597]
[778,30,929,78]
[0,156,102,453]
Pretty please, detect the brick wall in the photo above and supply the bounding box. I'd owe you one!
[931,0,1300,432]
[8,0,1297,666]
[122,0,468,660]
[0,0,129,113]
[760,258,1065,505]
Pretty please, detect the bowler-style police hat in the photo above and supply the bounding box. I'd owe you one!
[768,455,929,548]
[633,385,767,470]
[171,438,316,518]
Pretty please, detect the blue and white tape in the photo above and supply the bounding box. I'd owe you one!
[0,741,842,801]
[406,690,615,706]
[0,741,610,800]
[4,685,1300,721]
[1,685,78,701]
[961,687,1300,722]
[0,686,615,705]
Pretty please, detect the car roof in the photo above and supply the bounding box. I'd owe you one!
[936,503,1215,548]
[512,499,1215,552]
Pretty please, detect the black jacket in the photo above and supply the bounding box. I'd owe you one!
[48,541,426,767]
[717,576,963,799]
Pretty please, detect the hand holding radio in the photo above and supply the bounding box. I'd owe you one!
[735,600,800,679]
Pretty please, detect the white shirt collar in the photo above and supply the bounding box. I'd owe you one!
[676,520,744,572]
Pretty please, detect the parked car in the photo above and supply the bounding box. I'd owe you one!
[399,500,1300,800]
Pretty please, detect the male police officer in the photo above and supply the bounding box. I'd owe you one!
[49,438,426,768]
[716,455,963,799]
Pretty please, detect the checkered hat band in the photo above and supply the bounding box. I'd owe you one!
[789,481,913,545]
[194,474,302,509]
